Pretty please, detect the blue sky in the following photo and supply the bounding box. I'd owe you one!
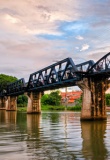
[0,0,110,81]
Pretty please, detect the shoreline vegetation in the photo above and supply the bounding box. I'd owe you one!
[17,105,81,112]
[17,105,110,112]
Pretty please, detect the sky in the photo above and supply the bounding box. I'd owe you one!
[0,0,110,82]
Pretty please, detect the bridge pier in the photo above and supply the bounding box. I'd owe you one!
[0,97,7,110]
[78,77,109,120]
[27,92,41,114]
[6,96,17,111]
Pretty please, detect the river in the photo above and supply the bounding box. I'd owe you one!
[0,110,110,160]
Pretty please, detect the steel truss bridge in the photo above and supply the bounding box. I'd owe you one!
[1,52,110,96]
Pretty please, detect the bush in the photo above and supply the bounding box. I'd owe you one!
[41,104,65,110]
[67,105,81,111]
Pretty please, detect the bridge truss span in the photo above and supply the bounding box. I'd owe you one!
[88,52,110,77]
[76,60,95,78]
[27,57,81,92]
[1,52,110,96]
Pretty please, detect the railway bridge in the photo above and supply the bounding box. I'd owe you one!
[0,52,110,120]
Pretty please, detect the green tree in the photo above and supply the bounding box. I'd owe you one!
[41,94,49,105]
[17,95,28,107]
[17,95,23,104]
[105,94,110,106]
[48,91,61,106]
[0,74,17,91]
[41,90,61,106]
[0,74,28,107]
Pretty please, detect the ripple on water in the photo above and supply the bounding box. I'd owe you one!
[0,111,110,159]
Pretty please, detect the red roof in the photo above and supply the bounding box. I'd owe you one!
[61,91,82,103]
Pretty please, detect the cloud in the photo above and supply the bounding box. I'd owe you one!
[5,14,21,24]
[86,45,110,61]
[80,44,89,51]
[0,0,80,36]
[75,47,79,50]
[76,35,84,40]
[0,0,110,80]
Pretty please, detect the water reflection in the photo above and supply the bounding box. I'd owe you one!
[81,120,108,160]
[27,114,41,138]
[0,110,5,123]
[5,111,17,124]
[0,110,17,124]
[0,111,110,159]
[49,112,60,123]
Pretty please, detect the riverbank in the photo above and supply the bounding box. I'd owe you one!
[17,106,110,112]
[17,105,81,112]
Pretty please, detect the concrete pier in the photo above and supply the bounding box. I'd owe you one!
[78,77,109,120]
[27,92,41,113]
[0,97,7,110]
[6,96,17,111]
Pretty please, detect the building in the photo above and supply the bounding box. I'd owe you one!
[60,91,82,106]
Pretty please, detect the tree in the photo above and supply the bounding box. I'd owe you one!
[41,90,61,106]
[0,74,17,92]
[48,91,61,106]
[41,94,49,105]
[105,94,110,106]
[17,95,28,107]
[0,74,27,107]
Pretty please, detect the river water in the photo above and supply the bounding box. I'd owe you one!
[0,110,110,160]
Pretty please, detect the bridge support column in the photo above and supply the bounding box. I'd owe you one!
[0,97,7,110]
[78,77,109,120]
[6,96,17,111]
[27,92,41,113]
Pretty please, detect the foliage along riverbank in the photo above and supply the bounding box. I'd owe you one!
[17,104,81,112]
[41,104,81,111]
[17,92,110,112]
[17,90,82,112]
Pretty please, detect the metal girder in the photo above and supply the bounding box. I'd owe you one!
[76,60,95,73]
[87,52,110,76]
[7,78,26,96]
[27,57,80,91]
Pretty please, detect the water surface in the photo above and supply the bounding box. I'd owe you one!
[0,110,110,160]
